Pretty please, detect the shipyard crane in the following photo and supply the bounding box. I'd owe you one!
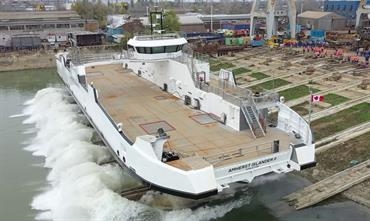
[356,0,370,28]
[250,0,297,39]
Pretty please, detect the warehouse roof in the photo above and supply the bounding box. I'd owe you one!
[140,14,204,26]
[0,11,80,20]
[199,14,251,22]
[298,11,345,19]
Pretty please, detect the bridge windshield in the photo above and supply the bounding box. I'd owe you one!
[133,44,184,54]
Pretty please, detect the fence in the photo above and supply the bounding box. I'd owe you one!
[68,47,120,64]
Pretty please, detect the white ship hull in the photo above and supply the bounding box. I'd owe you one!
[55,45,315,199]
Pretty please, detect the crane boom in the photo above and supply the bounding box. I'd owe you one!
[250,0,297,39]
[356,0,369,28]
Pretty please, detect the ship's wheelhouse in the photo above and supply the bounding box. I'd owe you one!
[126,35,187,60]
[129,44,185,54]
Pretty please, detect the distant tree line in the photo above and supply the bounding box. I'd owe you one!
[72,0,128,28]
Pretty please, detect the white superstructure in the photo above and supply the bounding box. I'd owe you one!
[56,33,315,199]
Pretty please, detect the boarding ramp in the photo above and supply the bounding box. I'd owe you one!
[284,159,370,210]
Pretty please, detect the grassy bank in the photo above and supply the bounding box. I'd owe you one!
[311,102,370,140]
[301,132,370,182]
[232,67,251,75]
[279,85,319,101]
[249,72,269,80]
[291,101,310,116]
[323,93,350,106]
[210,61,235,72]
[249,78,290,92]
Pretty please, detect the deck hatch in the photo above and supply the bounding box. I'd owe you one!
[139,120,175,134]
[87,71,104,76]
[190,114,218,125]
[154,95,174,100]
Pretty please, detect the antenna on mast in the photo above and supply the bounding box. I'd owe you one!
[150,6,164,35]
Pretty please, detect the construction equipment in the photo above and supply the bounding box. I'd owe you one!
[35,3,45,11]
[356,0,370,28]
[250,0,297,39]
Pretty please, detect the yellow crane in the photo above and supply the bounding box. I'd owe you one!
[35,3,46,11]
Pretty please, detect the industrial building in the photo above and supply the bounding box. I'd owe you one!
[70,31,104,47]
[0,11,99,50]
[324,0,370,26]
[297,11,346,31]
[140,14,206,33]
[0,11,97,34]
[199,14,251,32]
[11,34,42,50]
[0,0,65,11]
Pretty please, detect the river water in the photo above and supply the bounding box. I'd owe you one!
[0,68,369,221]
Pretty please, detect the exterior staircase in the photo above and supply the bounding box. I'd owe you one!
[241,101,266,138]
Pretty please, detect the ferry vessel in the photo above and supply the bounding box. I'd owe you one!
[56,33,315,199]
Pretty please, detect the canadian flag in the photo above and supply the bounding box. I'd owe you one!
[311,95,324,102]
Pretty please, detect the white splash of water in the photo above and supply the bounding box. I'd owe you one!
[161,196,248,221]
[9,113,27,118]
[24,87,250,221]
[250,173,286,187]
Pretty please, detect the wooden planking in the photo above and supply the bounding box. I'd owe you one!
[284,159,370,210]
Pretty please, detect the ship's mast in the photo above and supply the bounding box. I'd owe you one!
[150,6,164,35]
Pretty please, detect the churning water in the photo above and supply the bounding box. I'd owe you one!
[21,88,251,221]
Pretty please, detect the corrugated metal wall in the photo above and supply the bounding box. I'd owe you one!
[11,36,41,49]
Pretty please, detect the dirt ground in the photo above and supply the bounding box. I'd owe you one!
[0,50,56,72]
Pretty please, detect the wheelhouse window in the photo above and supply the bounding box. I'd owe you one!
[127,44,134,51]
[152,46,165,53]
[144,47,151,54]
[135,44,185,54]
[136,47,145,53]
[165,45,178,53]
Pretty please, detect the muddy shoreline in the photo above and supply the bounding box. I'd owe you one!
[0,50,56,72]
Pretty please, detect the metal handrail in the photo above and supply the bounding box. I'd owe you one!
[68,47,120,65]
[135,33,180,41]
[203,141,273,165]
[250,98,266,136]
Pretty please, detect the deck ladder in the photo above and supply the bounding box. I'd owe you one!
[241,101,266,138]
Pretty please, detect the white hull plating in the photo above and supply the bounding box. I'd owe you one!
[56,48,315,198]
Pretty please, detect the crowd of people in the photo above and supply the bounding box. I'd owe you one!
[280,40,370,67]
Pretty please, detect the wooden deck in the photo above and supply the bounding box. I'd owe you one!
[86,64,293,170]
[284,159,370,210]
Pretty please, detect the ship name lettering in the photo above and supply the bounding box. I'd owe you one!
[228,157,277,173]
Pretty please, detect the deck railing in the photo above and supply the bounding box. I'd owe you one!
[68,47,121,64]
[203,141,273,166]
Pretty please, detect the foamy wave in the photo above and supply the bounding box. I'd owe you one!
[250,173,285,187]
[24,87,250,221]
[9,113,27,118]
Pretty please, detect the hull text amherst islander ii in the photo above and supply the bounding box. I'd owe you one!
[56,33,315,199]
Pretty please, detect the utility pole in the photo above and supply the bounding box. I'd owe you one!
[308,84,312,126]
[210,1,213,32]
[150,6,163,35]
[300,0,304,14]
